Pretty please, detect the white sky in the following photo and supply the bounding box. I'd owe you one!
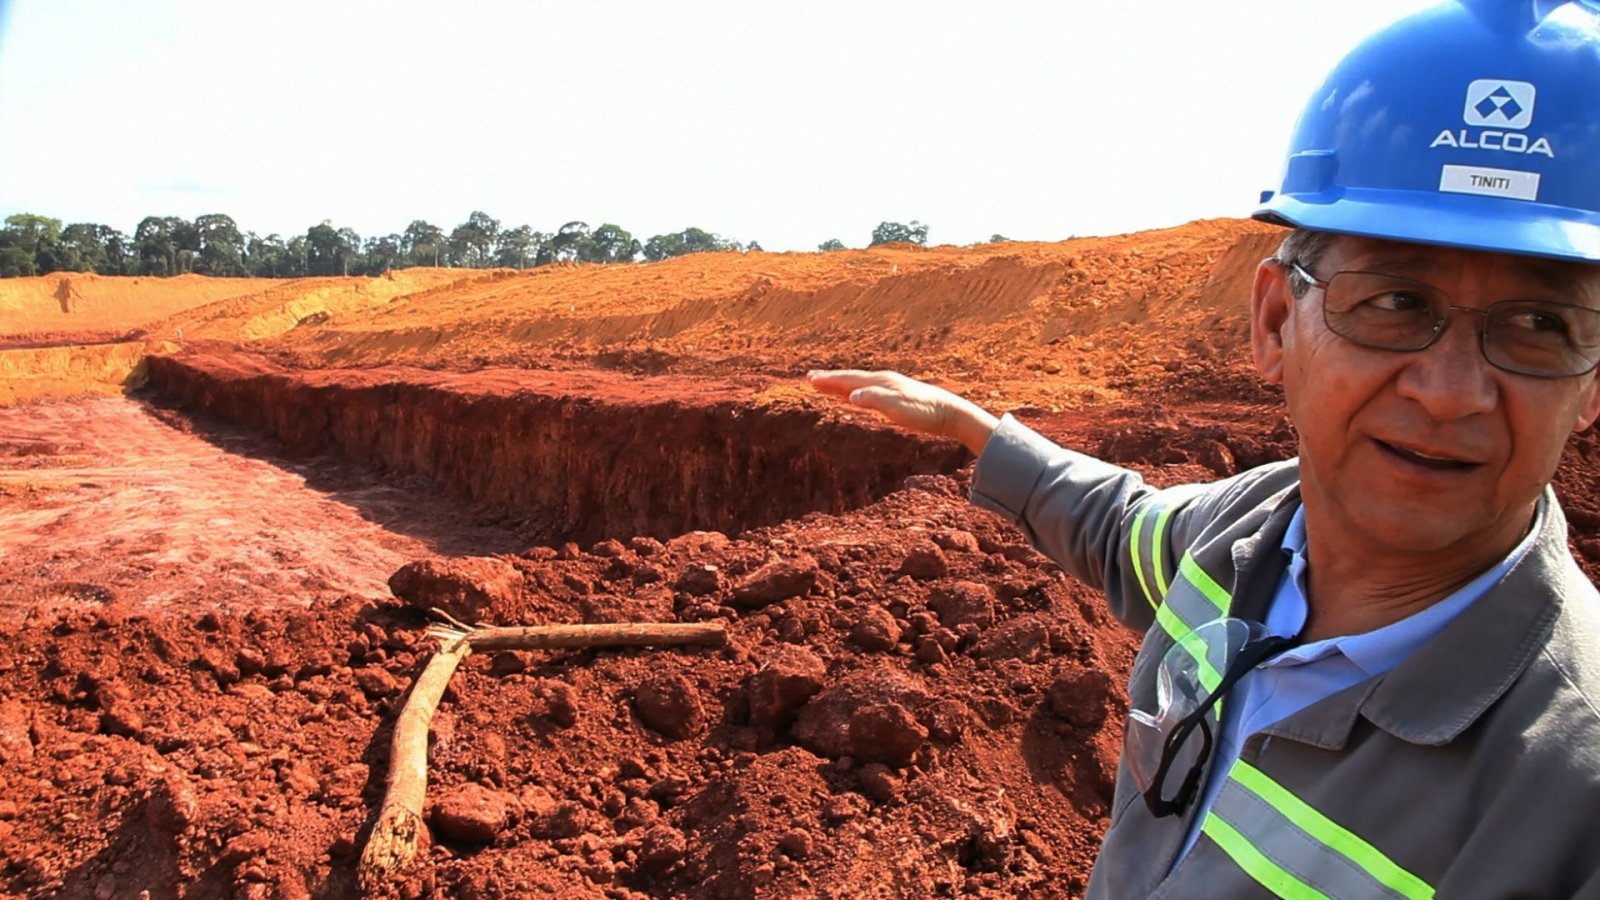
[0,0,1437,252]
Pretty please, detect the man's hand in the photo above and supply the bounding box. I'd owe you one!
[806,370,1000,456]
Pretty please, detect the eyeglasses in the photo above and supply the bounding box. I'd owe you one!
[1126,618,1298,818]
[1289,261,1600,378]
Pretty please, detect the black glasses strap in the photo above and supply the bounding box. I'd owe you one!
[1143,633,1300,818]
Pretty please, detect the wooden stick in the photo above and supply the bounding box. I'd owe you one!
[356,619,726,892]
[442,621,727,652]
[357,632,472,893]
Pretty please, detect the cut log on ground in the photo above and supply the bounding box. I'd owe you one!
[356,616,727,893]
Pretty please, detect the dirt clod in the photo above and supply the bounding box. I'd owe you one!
[387,556,524,623]
[899,541,950,579]
[633,673,706,740]
[1048,665,1117,728]
[746,645,826,730]
[850,605,902,651]
[732,555,821,608]
[929,580,997,629]
[849,702,929,767]
[432,783,517,843]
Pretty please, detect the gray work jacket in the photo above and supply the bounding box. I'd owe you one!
[970,414,1600,900]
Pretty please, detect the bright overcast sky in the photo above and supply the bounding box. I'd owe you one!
[0,0,1437,252]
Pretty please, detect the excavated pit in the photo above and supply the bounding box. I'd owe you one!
[142,353,971,549]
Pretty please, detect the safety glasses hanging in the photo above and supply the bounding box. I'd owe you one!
[1126,618,1298,818]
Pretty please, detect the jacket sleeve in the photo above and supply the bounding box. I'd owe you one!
[968,413,1217,634]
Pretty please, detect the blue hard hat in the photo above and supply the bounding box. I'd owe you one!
[1255,0,1600,263]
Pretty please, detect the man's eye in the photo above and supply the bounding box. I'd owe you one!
[1503,308,1571,335]
[1363,291,1429,313]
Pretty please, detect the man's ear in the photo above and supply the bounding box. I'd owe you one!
[1251,259,1294,384]
[1574,376,1600,433]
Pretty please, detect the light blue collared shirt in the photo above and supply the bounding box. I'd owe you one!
[1172,499,1543,864]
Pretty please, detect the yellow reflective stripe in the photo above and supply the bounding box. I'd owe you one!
[1151,505,1178,596]
[1154,603,1223,694]
[1231,762,1435,900]
[1130,506,1158,610]
[1178,552,1230,614]
[1202,814,1333,900]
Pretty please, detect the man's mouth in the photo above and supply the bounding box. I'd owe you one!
[1375,439,1478,471]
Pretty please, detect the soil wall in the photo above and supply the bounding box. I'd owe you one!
[143,354,972,547]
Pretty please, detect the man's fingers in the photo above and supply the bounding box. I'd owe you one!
[845,384,904,413]
[803,367,995,453]
[806,369,900,399]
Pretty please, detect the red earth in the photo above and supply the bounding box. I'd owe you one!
[1,219,1597,898]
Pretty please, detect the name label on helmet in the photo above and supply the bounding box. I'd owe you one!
[1439,164,1540,201]
[1430,129,1554,158]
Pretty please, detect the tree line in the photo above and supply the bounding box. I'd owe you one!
[0,211,939,279]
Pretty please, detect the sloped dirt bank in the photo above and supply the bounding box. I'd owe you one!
[0,340,178,407]
[142,353,972,548]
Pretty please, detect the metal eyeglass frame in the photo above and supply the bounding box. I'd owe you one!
[1287,260,1600,379]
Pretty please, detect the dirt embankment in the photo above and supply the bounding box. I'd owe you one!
[0,340,178,406]
[143,353,971,548]
[260,220,1285,412]
[0,273,280,337]
[0,269,475,409]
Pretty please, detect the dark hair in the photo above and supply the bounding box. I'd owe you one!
[1273,229,1339,298]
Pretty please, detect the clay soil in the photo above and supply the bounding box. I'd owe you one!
[2,220,1599,899]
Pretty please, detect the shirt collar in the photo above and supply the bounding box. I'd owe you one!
[1266,500,1544,680]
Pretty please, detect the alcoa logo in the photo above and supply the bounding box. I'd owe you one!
[1464,80,1534,129]
[1430,79,1554,157]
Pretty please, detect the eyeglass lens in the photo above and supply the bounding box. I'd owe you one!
[1318,270,1600,377]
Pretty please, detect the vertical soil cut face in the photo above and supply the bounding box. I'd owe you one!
[143,352,971,547]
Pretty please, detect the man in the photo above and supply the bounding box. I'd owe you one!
[810,1,1600,896]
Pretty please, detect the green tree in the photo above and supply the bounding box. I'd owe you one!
[4,214,64,272]
[642,231,684,262]
[988,234,1011,243]
[450,210,499,267]
[134,215,184,275]
[194,214,246,276]
[539,221,592,264]
[336,227,362,276]
[246,233,291,277]
[642,227,736,261]
[285,235,309,277]
[0,232,35,277]
[99,225,131,274]
[494,225,542,268]
[587,223,639,264]
[305,222,344,276]
[57,223,101,272]
[172,218,200,273]
[402,220,446,267]
[869,220,929,247]
[818,238,846,252]
[361,234,404,274]
[56,223,129,273]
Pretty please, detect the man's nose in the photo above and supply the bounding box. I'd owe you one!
[1392,310,1499,420]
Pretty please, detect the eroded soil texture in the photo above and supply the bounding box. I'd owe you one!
[2,219,1599,899]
